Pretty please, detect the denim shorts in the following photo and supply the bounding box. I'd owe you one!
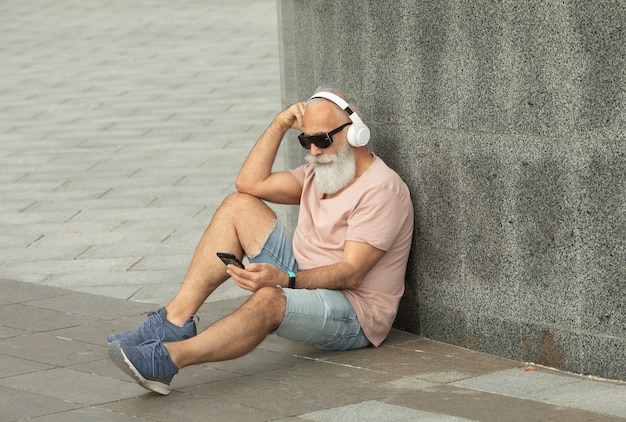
[247,220,371,351]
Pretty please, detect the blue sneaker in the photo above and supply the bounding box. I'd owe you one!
[108,333,179,395]
[107,307,197,346]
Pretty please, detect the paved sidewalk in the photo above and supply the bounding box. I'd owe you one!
[1,279,625,421]
[0,0,285,302]
[1,1,625,421]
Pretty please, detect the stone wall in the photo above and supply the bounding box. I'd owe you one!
[277,0,625,381]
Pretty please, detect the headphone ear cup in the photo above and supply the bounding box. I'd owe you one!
[347,122,370,147]
[357,124,370,146]
[347,125,358,147]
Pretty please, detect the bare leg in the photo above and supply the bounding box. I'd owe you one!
[166,286,286,366]
[165,193,278,326]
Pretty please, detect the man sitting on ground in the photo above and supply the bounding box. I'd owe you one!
[107,86,414,395]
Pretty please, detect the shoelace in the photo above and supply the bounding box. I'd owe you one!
[143,310,165,328]
[136,327,167,377]
[142,310,199,332]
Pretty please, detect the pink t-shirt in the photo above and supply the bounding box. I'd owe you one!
[289,154,414,346]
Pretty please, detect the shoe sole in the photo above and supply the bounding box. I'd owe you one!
[107,341,171,395]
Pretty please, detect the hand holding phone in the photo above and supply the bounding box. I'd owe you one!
[216,252,245,269]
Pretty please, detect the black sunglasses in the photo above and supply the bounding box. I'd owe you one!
[298,122,352,150]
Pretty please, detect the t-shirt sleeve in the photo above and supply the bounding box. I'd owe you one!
[346,187,408,251]
[288,165,307,187]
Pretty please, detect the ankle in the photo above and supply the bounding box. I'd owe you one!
[164,306,193,327]
[164,343,184,369]
[165,312,185,328]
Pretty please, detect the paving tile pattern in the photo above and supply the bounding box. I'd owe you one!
[1,279,625,421]
[0,0,285,303]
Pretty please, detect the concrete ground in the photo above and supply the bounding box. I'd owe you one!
[0,0,625,421]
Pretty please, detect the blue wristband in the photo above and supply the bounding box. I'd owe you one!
[287,271,296,288]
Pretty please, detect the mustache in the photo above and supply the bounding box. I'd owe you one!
[305,154,336,165]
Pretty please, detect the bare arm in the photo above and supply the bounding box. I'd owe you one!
[235,102,306,204]
[226,240,386,292]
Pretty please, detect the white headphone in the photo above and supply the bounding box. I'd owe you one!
[308,91,370,147]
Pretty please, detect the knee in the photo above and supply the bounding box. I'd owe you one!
[249,287,286,328]
[217,192,276,233]
[221,192,263,210]
[214,192,258,222]
[252,286,285,307]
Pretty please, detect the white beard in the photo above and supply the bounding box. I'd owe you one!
[305,142,356,195]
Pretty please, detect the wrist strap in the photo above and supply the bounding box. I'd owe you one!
[287,271,296,289]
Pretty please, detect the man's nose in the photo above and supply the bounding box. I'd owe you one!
[309,144,323,156]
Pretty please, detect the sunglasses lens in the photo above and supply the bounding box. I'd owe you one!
[298,134,312,149]
[298,134,332,150]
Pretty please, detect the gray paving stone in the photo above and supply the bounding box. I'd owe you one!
[101,392,283,422]
[0,333,103,366]
[0,303,97,332]
[453,368,626,418]
[43,269,186,289]
[0,367,141,405]
[31,233,128,250]
[300,401,474,422]
[0,279,72,303]
[0,325,28,338]
[23,292,156,320]
[0,354,54,378]
[28,407,152,422]
[59,284,144,301]
[0,385,82,421]
[0,210,78,225]
[542,380,626,418]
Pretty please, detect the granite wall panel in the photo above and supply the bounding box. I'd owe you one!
[278,0,625,380]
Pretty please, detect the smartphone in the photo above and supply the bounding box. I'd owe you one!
[216,252,245,269]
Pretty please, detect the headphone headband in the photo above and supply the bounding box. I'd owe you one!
[309,91,351,112]
[308,91,370,147]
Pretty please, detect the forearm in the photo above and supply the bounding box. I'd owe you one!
[278,242,386,291]
[235,115,290,191]
[228,242,384,292]
[279,262,363,291]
